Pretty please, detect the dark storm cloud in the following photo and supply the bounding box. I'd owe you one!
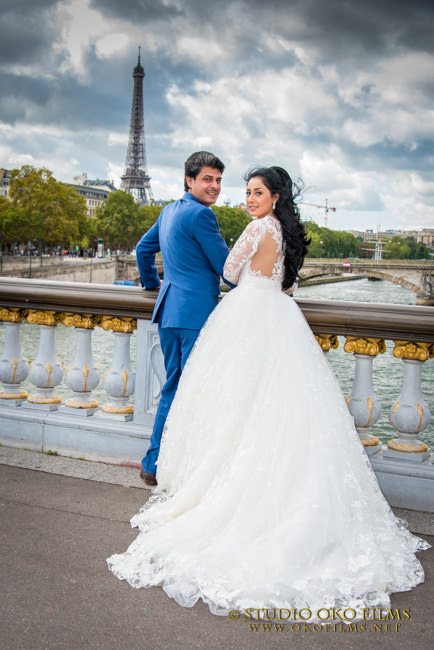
[237,0,434,57]
[89,0,434,61]
[81,47,201,133]
[0,39,194,134]
[0,0,60,64]
[0,64,123,130]
[90,0,183,22]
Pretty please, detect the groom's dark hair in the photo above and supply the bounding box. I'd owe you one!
[184,151,225,191]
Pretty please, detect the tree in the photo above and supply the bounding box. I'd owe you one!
[8,165,88,250]
[137,205,163,241]
[95,191,140,250]
[0,198,29,252]
[384,236,431,260]
[212,206,251,247]
[304,221,361,258]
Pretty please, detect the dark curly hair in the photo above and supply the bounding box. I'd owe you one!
[244,166,310,290]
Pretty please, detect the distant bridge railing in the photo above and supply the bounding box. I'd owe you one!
[115,257,434,305]
[0,277,433,511]
[300,260,434,305]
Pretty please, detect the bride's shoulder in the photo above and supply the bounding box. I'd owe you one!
[262,215,282,233]
[242,218,267,236]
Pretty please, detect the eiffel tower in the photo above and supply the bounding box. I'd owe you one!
[120,48,154,204]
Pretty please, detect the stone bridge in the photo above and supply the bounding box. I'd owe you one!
[117,258,434,306]
[300,260,434,305]
[2,256,433,305]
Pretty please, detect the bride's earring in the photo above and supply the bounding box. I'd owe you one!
[272,201,276,210]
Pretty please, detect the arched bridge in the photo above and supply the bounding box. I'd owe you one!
[9,256,431,306]
[300,260,434,305]
[118,258,434,306]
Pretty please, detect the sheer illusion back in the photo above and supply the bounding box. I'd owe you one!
[223,216,284,284]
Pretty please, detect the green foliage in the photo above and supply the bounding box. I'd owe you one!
[0,202,29,245]
[303,223,431,260]
[0,196,14,241]
[304,222,361,258]
[212,206,251,247]
[137,205,163,238]
[95,192,165,249]
[384,236,431,260]
[95,191,141,249]
[7,165,88,247]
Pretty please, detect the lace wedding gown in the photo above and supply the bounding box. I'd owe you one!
[108,215,428,620]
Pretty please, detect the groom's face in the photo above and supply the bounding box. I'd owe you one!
[186,166,222,207]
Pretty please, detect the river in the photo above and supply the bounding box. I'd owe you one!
[0,277,433,447]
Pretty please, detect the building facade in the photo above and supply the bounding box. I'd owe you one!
[0,168,12,198]
[70,173,117,217]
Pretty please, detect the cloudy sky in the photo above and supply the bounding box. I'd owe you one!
[1,0,433,231]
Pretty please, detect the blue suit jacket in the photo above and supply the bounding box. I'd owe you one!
[136,192,230,330]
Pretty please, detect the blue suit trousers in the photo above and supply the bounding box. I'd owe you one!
[142,326,200,475]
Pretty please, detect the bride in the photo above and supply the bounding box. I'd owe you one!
[107,166,429,620]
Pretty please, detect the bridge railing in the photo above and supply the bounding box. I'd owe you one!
[0,277,433,511]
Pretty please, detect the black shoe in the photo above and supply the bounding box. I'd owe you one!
[140,469,157,486]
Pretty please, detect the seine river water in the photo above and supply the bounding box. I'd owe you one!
[1,277,433,447]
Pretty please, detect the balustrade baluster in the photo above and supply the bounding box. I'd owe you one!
[0,308,29,405]
[343,337,386,456]
[384,341,432,462]
[23,311,64,410]
[96,317,136,421]
[59,314,101,415]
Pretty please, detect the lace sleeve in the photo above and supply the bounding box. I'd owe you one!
[223,219,266,284]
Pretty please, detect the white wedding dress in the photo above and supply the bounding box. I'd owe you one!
[107,215,429,620]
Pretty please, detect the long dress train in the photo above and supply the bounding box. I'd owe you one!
[107,215,429,620]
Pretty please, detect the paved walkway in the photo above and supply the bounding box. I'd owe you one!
[1,446,433,649]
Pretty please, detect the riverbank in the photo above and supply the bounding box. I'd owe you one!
[299,273,364,287]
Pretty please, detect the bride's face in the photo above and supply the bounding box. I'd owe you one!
[246,177,279,219]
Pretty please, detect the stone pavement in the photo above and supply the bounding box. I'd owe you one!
[1,446,433,650]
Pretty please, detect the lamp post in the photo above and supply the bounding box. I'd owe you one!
[40,222,44,267]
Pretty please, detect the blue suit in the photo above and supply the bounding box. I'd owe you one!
[136,192,230,474]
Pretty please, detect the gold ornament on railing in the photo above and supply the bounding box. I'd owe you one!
[27,394,62,405]
[392,341,433,362]
[26,310,63,327]
[344,337,386,356]
[315,334,339,352]
[101,403,134,415]
[60,313,102,329]
[100,316,137,333]
[0,307,28,322]
[387,439,429,454]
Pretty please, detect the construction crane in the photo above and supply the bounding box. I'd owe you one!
[301,198,336,228]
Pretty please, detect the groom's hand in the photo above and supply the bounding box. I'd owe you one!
[142,282,162,291]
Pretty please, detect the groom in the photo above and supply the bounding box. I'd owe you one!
[136,151,230,485]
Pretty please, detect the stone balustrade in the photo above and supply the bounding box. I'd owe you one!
[0,277,433,511]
